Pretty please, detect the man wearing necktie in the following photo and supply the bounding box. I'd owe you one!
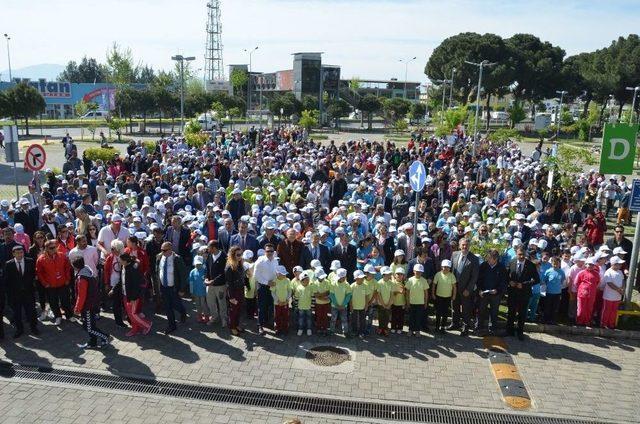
[449,239,479,335]
[506,246,539,340]
[4,245,39,339]
[156,242,188,335]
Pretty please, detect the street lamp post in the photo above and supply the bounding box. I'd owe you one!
[245,47,259,123]
[625,86,640,124]
[448,67,456,108]
[399,56,417,99]
[464,60,497,157]
[3,34,11,81]
[555,90,568,141]
[171,54,196,133]
[608,94,616,123]
[433,79,451,124]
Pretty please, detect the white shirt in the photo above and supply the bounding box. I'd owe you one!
[97,225,129,257]
[69,245,100,275]
[253,255,278,286]
[601,268,624,301]
[159,254,175,287]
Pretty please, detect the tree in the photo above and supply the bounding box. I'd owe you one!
[137,89,155,132]
[409,102,426,124]
[382,97,411,123]
[228,107,242,130]
[58,56,108,83]
[106,42,137,85]
[229,68,248,98]
[74,100,91,118]
[326,98,351,129]
[152,85,177,135]
[269,92,302,118]
[507,100,526,127]
[302,95,319,112]
[357,94,382,130]
[299,110,318,131]
[0,91,10,118]
[136,65,156,84]
[506,34,565,114]
[115,87,140,133]
[6,83,46,135]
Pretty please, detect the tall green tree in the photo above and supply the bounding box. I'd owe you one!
[409,102,427,124]
[58,56,108,83]
[106,42,137,85]
[137,89,155,132]
[229,68,248,98]
[326,98,351,129]
[302,95,319,112]
[357,94,382,130]
[136,65,156,84]
[6,83,46,135]
[382,98,411,123]
[115,87,140,132]
[270,92,302,117]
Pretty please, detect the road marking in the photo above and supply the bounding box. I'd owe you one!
[484,336,532,410]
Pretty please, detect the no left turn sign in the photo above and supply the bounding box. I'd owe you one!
[25,144,47,172]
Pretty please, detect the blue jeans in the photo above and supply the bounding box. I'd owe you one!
[160,285,185,328]
[257,284,273,327]
[365,305,376,334]
[527,293,541,321]
[331,306,349,333]
[298,309,312,331]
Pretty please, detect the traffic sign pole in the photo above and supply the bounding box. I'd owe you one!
[409,160,426,260]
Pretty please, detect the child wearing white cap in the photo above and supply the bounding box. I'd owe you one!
[313,269,331,335]
[405,264,429,336]
[350,270,368,337]
[294,272,314,336]
[390,269,407,333]
[600,256,626,329]
[189,255,210,323]
[329,268,352,335]
[431,259,456,333]
[242,250,257,319]
[376,267,394,336]
[271,266,292,335]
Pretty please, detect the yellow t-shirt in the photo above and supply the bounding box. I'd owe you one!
[244,263,256,299]
[314,278,331,305]
[294,283,314,310]
[330,281,352,307]
[376,278,394,305]
[350,282,368,310]
[390,263,407,276]
[364,277,377,303]
[271,277,291,303]
[433,271,456,298]
[392,277,406,306]
[405,276,429,305]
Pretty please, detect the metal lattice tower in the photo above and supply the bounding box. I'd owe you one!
[204,1,224,82]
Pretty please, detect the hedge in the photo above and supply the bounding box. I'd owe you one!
[84,147,119,163]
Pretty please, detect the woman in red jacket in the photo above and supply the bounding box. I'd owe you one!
[72,256,110,349]
[36,240,72,326]
[119,253,152,337]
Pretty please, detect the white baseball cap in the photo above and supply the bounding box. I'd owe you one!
[413,264,424,273]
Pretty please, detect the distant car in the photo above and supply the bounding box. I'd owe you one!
[197,112,219,130]
[80,110,109,119]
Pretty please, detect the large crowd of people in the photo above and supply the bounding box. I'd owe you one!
[0,126,635,348]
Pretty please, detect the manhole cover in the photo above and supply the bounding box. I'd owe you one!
[305,346,351,367]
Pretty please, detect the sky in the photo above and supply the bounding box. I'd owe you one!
[2,0,639,83]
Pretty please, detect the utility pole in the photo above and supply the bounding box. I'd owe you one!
[625,86,640,124]
[433,79,451,124]
[555,90,568,141]
[171,54,196,133]
[448,67,456,108]
[399,56,417,99]
[3,34,11,81]
[464,60,497,157]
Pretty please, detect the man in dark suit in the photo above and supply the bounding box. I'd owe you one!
[509,214,531,244]
[229,221,258,256]
[4,245,39,338]
[257,223,281,250]
[506,246,539,340]
[330,232,357,282]
[449,238,479,335]
[164,215,192,268]
[192,183,214,211]
[14,199,39,237]
[156,242,188,335]
[217,217,236,254]
[329,172,348,209]
[39,210,58,239]
[300,232,330,273]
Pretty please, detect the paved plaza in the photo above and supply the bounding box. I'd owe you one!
[0,303,638,423]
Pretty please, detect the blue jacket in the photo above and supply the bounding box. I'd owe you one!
[189,266,207,297]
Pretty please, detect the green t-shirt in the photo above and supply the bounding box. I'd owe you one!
[330,281,351,307]
[294,283,315,310]
[314,278,331,305]
[350,282,368,310]
[405,276,429,305]
[390,263,407,276]
[433,271,456,298]
[376,278,394,305]
[271,277,291,303]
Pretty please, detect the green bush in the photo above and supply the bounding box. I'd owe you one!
[185,132,208,149]
[490,128,521,144]
[184,119,202,135]
[84,147,118,163]
[143,141,156,154]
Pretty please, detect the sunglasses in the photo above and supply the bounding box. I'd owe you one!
[265,250,274,253]
[161,248,171,253]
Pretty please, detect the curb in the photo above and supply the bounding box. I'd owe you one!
[523,322,640,340]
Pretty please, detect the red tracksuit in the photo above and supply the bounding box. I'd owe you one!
[575,266,600,326]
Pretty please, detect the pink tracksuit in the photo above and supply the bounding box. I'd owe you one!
[575,266,600,326]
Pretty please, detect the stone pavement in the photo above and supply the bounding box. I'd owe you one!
[1,306,638,423]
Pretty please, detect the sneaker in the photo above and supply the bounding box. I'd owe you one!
[297,329,303,336]
[38,311,48,321]
[390,329,396,334]
[47,310,55,320]
[306,329,312,336]
[54,317,62,326]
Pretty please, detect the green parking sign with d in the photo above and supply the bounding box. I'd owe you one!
[599,123,639,175]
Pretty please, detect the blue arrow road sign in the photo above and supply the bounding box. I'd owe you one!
[409,160,426,192]
[630,179,640,212]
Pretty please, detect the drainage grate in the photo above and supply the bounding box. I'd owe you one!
[305,346,351,367]
[0,362,603,424]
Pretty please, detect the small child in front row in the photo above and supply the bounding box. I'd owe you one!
[271,265,292,335]
[376,267,394,336]
[314,269,331,335]
[243,250,257,319]
[330,268,352,335]
[294,272,315,335]
[189,256,210,323]
[431,259,456,333]
[390,269,407,333]
[350,270,368,337]
[405,264,429,336]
